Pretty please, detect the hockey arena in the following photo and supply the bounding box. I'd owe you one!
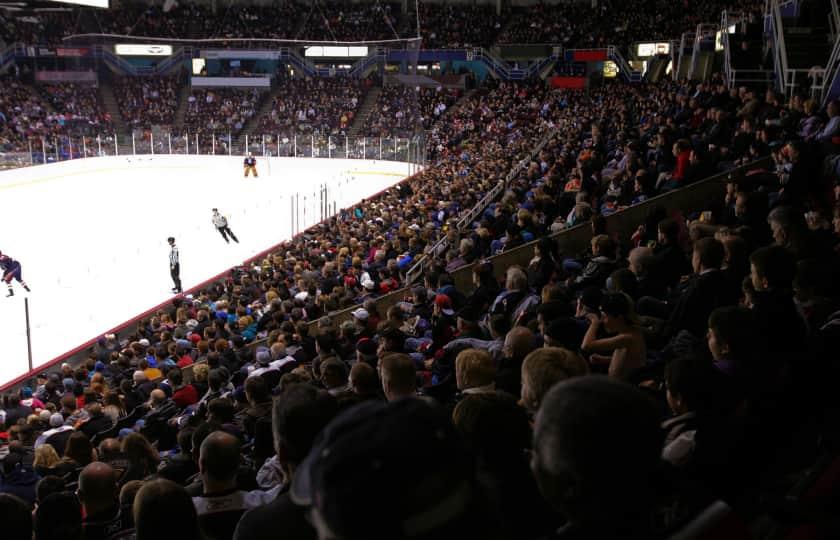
[0,155,413,385]
[2,0,840,537]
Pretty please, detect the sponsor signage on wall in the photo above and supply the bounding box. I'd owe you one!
[49,0,109,7]
[55,47,90,57]
[36,71,97,83]
[191,76,271,88]
[115,44,173,56]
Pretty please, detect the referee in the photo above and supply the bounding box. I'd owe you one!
[168,236,182,293]
[212,208,239,244]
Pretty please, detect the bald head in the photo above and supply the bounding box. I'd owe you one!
[98,438,122,462]
[199,431,241,485]
[78,462,118,513]
[150,389,166,405]
[628,247,654,277]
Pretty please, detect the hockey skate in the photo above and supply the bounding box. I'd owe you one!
[23,285,30,292]
[6,289,13,297]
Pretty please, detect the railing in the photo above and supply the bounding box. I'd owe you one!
[156,46,193,75]
[0,42,16,71]
[404,125,559,285]
[606,46,642,82]
[10,133,425,172]
[677,31,696,79]
[720,10,756,87]
[687,23,718,80]
[349,46,387,77]
[770,0,795,96]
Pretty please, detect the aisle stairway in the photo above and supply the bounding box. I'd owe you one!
[172,84,192,129]
[98,79,129,136]
[348,86,382,137]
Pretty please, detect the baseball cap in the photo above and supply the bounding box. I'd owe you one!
[351,308,369,321]
[49,413,65,428]
[291,399,474,538]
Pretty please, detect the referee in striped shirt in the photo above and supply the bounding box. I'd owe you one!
[168,236,182,293]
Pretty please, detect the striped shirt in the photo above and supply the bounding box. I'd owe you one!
[170,245,179,266]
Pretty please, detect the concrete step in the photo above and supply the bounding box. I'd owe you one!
[348,86,382,137]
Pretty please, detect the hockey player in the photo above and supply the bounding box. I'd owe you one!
[243,152,258,178]
[212,208,239,243]
[0,250,30,297]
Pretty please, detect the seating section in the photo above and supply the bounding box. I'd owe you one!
[258,77,365,138]
[358,85,461,138]
[39,84,112,135]
[2,3,840,540]
[182,88,264,138]
[295,2,402,41]
[114,76,182,130]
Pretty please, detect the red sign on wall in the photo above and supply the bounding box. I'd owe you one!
[572,49,608,62]
[55,47,90,57]
[549,76,586,89]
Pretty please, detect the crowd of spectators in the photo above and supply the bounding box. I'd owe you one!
[2,3,840,539]
[183,88,264,139]
[416,3,505,48]
[2,74,839,532]
[114,76,182,130]
[296,2,402,42]
[359,84,460,138]
[1,0,767,53]
[39,83,112,136]
[258,77,365,139]
[0,78,112,152]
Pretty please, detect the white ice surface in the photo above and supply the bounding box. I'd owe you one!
[0,155,412,387]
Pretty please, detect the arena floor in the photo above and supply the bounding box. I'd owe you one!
[0,155,413,387]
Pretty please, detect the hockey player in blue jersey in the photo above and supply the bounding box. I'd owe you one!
[0,251,30,297]
[243,152,258,177]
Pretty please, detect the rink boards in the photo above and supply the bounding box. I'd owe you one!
[0,155,415,388]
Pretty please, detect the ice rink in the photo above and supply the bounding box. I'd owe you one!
[0,155,413,387]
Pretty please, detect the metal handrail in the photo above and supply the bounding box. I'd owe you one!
[404,125,559,285]
[822,34,840,104]
[771,0,792,96]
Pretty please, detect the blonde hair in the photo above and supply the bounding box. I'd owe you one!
[34,444,60,469]
[455,349,496,390]
[521,347,589,412]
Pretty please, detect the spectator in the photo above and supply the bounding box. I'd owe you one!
[78,462,129,540]
[120,433,160,486]
[233,384,339,540]
[193,431,274,540]
[348,362,381,401]
[78,403,113,441]
[378,353,417,401]
[134,479,201,540]
[454,349,496,395]
[290,399,496,539]
[581,292,647,380]
[34,492,82,540]
[453,393,555,540]
[531,376,662,539]
[520,347,589,413]
[0,493,32,540]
